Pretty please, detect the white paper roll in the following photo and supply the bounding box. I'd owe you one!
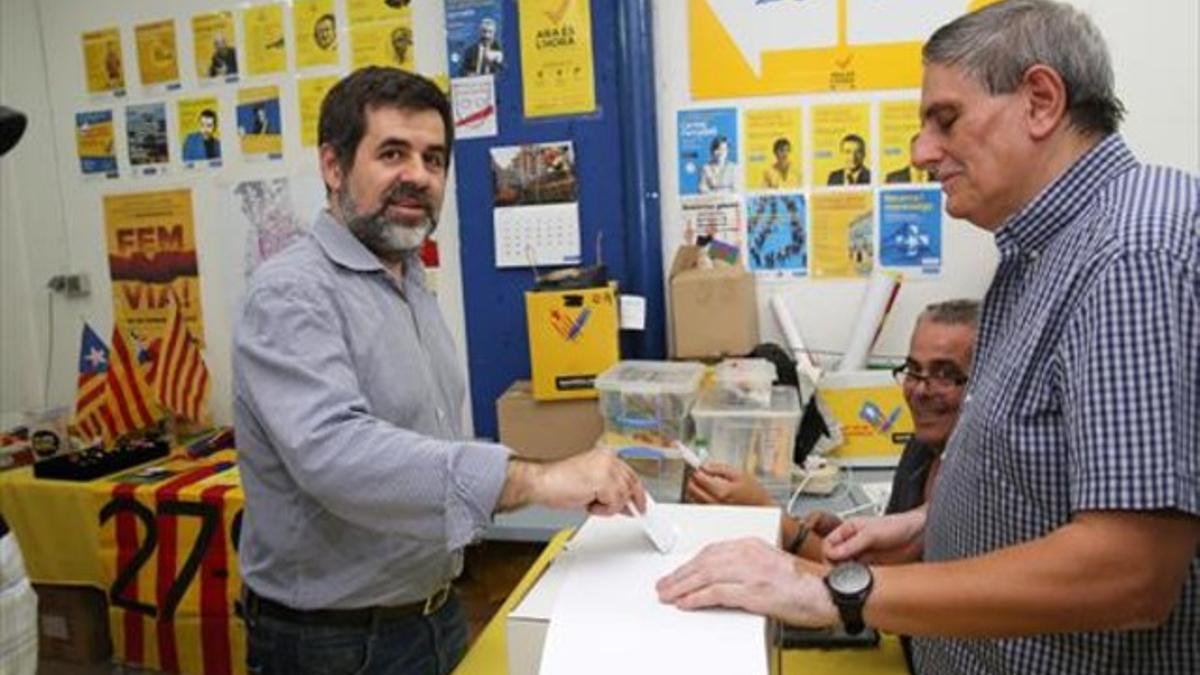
[837,271,901,372]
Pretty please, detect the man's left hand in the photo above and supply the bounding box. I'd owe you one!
[656,537,838,627]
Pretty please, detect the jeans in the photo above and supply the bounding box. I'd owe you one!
[245,593,469,675]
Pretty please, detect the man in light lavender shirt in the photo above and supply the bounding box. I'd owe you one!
[233,67,644,675]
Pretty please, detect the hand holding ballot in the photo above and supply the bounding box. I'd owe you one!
[656,537,838,628]
[498,447,647,516]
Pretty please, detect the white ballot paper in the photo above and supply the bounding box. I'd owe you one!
[539,504,779,675]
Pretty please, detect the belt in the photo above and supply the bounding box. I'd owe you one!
[241,584,453,627]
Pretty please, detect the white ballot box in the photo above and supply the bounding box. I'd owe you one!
[507,504,782,675]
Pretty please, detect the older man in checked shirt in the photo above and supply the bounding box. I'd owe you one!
[656,2,1198,673]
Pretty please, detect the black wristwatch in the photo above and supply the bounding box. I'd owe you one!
[824,561,873,635]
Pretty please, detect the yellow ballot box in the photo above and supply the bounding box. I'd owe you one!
[525,282,620,400]
[820,370,913,461]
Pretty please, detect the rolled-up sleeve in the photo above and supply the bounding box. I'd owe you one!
[234,275,510,550]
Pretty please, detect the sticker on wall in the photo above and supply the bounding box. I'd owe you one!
[490,141,581,267]
[878,188,942,277]
[125,102,169,176]
[447,0,505,78]
[75,111,118,179]
[451,75,498,140]
[880,101,934,185]
[236,86,283,161]
[678,108,739,196]
[243,3,288,76]
[518,0,596,118]
[680,195,745,265]
[748,194,807,277]
[193,11,240,82]
[810,189,874,279]
[103,189,205,344]
[347,0,414,70]
[134,20,181,93]
[294,0,340,69]
[744,108,803,190]
[298,76,339,147]
[812,103,872,187]
[177,97,222,169]
[81,27,126,97]
[225,177,317,282]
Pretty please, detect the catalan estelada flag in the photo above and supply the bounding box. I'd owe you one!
[74,323,114,443]
[151,295,210,423]
[106,325,163,437]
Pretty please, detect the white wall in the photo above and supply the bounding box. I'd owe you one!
[652,0,1200,363]
[0,0,474,434]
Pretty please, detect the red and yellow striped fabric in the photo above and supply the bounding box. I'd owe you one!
[151,296,211,424]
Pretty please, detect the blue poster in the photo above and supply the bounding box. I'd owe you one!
[446,0,504,78]
[879,188,943,275]
[75,110,118,178]
[748,194,807,276]
[677,108,738,196]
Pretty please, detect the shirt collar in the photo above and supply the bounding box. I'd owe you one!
[994,134,1137,261]
[312,209,427,286]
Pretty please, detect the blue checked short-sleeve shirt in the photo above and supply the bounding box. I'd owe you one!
[917,135,1200,674]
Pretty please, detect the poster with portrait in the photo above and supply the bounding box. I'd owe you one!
[881,100,931,184]
[124,103,169,176]
[134,20,181,92]
[879,188,942,276]
[447,0,504,79]
[81,27,126,96]
[177,97,222,169]
[243,3,287,76]
[677,108,738,196]
[680,195,745,264]
[812,103,872,187]
[810,189,874,279]
[103,189,204,342]
[347,0,415,70]
[192,12,240,82]
[748,194,807,277]
[298,75,339,147]
[75,110,118,179]
[744,108,803,190]
[518,0,596,118]
[236,86,283,161]
[294,0,340,69]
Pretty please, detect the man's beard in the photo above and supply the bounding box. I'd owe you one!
[339,181,437,260]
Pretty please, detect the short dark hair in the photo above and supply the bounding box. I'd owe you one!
[840,134,866,151]
[772,137,791,154]
[199,109,217,123]
[318,67,453,191]
[710,135,728,153]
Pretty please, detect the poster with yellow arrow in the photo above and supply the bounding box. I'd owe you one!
[689,0,998,99]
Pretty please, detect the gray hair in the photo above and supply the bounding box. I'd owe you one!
[923,0,1124,135]
[918,299,981,329]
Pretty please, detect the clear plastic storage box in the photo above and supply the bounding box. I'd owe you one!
[691,385,801,481]
[713,358,777,408]
[594,360,706,448]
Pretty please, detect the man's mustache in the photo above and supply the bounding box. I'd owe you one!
[373,182,433,218]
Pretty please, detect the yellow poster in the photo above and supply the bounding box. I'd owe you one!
[744,108,803,190]
[347,0,414,70]
[177,98,223,165]
[298,76,339,147]
[688,0,1001,99]
[810,189,873,279]
[103,190,205,343]
[82,27,126,94]
[812,103,871,187]
[294,0,340,69]
[821,372,913,460]
[75,111,118,177]
[243,4,287,76]
[880,100,931,184]
[519,0,597,118]
[193,12,239,80]
[134,20,180,88]
[237,86,284,158]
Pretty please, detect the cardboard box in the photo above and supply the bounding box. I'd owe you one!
[497,381,604,461]
[820,370,914,461]
[506,504,781,675]
[525,283,620,400]
[34,584,111,664]
[670,246,759,359]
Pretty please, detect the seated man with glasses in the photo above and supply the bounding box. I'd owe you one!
[686,298,980,561]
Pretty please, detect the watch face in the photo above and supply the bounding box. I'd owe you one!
[829,562,871,595]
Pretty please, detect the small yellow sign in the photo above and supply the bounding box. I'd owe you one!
[519,0,597,118]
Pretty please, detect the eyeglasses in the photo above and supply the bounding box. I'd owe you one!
[891,364,968,392]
